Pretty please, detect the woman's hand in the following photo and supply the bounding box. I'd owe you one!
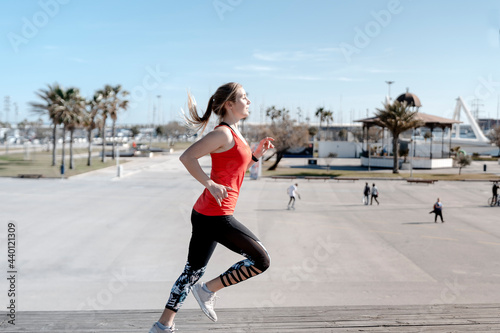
[207,181,235,206]
[254,137,275,158]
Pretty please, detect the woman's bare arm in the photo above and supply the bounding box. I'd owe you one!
[179,128,235,205]
[246,137,275,170]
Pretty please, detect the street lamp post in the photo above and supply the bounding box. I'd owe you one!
[410,129,414,178]
[385,81,394,102]
[157,95,162,125]
[116,146,122,177]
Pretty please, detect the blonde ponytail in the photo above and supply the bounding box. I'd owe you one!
[183,82,242,134]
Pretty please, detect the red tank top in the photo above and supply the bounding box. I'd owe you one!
[193,124,252,216]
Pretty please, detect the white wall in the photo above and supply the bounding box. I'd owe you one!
[360,156,454,169]
[412,142,450,158]
[318,141,363,158]
[318,140,453,159]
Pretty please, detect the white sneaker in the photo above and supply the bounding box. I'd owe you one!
[192,282,218,322]
[149,322,176,332]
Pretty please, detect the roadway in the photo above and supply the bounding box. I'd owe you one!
[0,152,499,314]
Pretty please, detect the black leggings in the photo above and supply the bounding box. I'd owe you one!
[165,210,270,312]
[434,210,444,222]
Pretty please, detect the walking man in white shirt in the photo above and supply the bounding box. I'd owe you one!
[287,183,300,210]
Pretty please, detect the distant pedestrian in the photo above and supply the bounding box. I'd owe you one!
[430,198,444,223]
[370,183,379,205]
[287,183,300,210]
[492,182,499,205]
[363,182,370,205]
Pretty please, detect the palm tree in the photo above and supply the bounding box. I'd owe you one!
[315,107,325,139]
[98,85,129,162]
[323,110,333,140]
[315,107,333,140]
[108,85,129,159]
[85,92,103,166]
[97,85,112,162]
[266,106,283,122]
[53,87,86,171]
[375,101,423,173]
[68,91,86,169]
[30,83,64,166]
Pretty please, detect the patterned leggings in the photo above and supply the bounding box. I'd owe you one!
[165,210,271,312]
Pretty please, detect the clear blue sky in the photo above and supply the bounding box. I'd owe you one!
[2,0,500,126]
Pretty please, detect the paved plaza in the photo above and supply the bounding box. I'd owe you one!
[1,152,500,317]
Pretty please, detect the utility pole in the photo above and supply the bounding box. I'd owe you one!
[471,98,483,120]
[260,104,264,124]
[4,96,10,124]
[339,94,342,125]
[13,102,18,124]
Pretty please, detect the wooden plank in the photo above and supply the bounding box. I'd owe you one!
[305,176,331,182]
[333,177,359,182]
[407,179,436,184]
[271,176,297,181]
[1,304,499,332]
[17,174,43,179]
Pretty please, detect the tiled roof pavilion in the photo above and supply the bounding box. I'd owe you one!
[355,90,462,161]
[356,111,461,129]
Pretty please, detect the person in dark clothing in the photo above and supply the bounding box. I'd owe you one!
[492,182,499,205]
[431,198,444,223]
[363,182,370,205]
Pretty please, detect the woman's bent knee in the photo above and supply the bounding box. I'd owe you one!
[256,253,271,273]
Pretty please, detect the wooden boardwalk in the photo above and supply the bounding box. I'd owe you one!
[1,304,499,332]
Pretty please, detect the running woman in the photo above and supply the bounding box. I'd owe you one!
[149,82,274,333]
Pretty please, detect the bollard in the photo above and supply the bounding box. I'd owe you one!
[484,164,487,172]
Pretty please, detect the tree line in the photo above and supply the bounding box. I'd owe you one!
[27,82,443,174]
[30,83,128,171]
[32,82,442,174]
[27,82,342,172]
